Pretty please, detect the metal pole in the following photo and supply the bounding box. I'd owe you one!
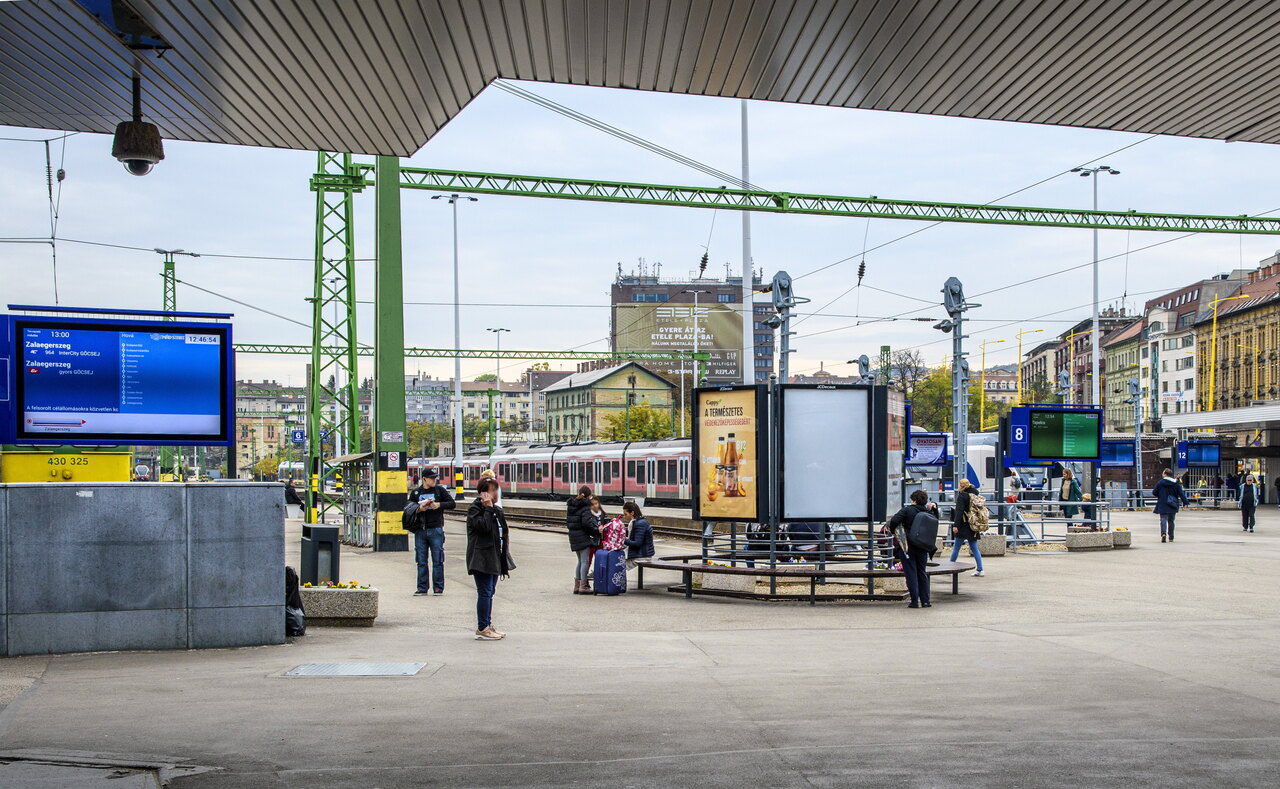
[1091,172,1101,408]
[740,99,753,385]
[373,154,409,552]
[452,198,463,466]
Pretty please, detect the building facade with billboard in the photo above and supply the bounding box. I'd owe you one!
[610,265,774,385]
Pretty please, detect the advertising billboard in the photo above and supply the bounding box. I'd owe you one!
[1099,439,1136,468]
[2,315,233,446]
[906,433,949,466]
[614,303,742,382]
[1177,441,1220,468]
[692,385,766,522]
[1007,406,1103,464]
[779,385,874,521]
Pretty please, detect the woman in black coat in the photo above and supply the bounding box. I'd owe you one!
[948,479,986,577]
[1152,468,1189,543]
[466,478,515,641]
[566,485,600,594]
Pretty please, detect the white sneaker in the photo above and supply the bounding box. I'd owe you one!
[973,570,985,577]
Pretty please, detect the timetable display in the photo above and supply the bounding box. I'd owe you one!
[7,317,232,445]
[1007,406,1104,464]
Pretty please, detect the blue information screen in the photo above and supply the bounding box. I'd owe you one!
[1178,441,1220,468]
[1007,406,1104,464]
[1100,440,1136,468]
[10,318,232,445]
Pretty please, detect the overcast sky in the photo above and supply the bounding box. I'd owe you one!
[4,81,1280,386]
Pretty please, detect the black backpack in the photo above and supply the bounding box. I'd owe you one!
[907,509,939,553]
[402,493,424,533]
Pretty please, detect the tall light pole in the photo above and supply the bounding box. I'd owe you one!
[979,338,1005,430]
[432,193,477,476]
[1208,294,1249,411]
[1016,327,1044,404]
[1071,165,1120,408]
[487,327,509,446]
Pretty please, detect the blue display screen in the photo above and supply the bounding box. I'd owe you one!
[1180,442,1220,468]
[1099,440,1136,468]
[11,318,231,444]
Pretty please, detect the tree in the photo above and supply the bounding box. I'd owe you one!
[473,373,497,382]
[254,454,280,481]
[407,420,452,456]
[1022,371,1060,405]
[888,349,930,398]
[908,368,1011,432]
[600,405,677,441]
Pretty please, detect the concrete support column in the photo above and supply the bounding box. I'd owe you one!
[374,155,408,552]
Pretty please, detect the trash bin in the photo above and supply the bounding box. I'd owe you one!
[300,525,340,585]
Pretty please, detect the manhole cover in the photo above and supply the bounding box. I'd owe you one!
[285,662,425,677]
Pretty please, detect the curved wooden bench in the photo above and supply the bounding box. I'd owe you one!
[634,554,975,604]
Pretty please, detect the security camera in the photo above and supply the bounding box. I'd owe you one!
[112,119,164,176]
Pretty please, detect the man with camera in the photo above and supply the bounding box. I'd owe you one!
[405,467,456,596]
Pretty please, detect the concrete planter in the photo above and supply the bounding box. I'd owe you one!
[1065,531,1113,552]
[1112,530,1132,548]
[874,575,908,594]
[693,571,756,593]
[977,533,1006,557]
[299,587,379,627]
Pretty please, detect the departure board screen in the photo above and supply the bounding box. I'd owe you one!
[1100,440,1136,467]
[1028,409,1102,461]
[11,318,232,445]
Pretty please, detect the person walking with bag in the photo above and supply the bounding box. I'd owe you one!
[889,490,939,609]
[566,485,599,594]
[1059,468,1083,529]
[466,477,515,640]
[1240,474,1260,533]
[949,479,986,577]
[406,467,455,596]
[1152,468,1189,543]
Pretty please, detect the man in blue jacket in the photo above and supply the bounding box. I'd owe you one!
[1152,468,1189,543]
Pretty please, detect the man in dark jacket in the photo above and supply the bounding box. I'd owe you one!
[1239,475,1261,533]
[406,467,455,596]
[1152,468,1189,543]
[467,478,515,641]
[889,490,939,608]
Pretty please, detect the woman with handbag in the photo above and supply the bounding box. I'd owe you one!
[566,485,600,595]
[1059,468,1083,529]
[1152,468,1189,543]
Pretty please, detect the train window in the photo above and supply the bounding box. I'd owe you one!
[657,461,667,485]
[555,462,563,481]
[586,463,594,483]
[636,462,645,484]
[602,462,611,484]
[668,460,677,483]
[613,461,620,477]
[536,463,544,483]
[627,460,636,479]
[578,462,586,483]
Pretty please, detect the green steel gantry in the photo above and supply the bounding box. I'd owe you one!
[307,156,1280,549]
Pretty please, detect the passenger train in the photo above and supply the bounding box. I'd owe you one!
[414,439,692,506]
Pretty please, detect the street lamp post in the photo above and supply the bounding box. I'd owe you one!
[487,327,510,449]
[432,193,477,482]
[979,338,1005,430]
[1071,165,1120,409]
[1208,294,1249,411]
[1016,328,1044,404]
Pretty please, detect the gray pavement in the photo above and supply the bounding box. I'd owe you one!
[2,506,1279,787]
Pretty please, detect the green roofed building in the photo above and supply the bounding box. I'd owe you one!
[544,362,676,443]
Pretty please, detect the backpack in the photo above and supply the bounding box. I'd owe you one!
[907,509,939,553]
[402,496,424,533]
[966,491,991,533]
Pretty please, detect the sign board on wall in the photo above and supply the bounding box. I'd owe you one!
[1099,439,1136,468]
[1176,441,1220,468]
[614,303,743,382]
[906,433,949,466]
[691,386,767,522]
[2,315,233,446]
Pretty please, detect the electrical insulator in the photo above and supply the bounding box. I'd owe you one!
[857,260,866,283]
[699,252,708,275]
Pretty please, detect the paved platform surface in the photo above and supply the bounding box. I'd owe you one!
[2,507,1279,787]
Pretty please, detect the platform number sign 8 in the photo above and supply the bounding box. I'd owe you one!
[1014,427,1026,442]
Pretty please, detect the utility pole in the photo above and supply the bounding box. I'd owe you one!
[765,271,806,383]
[432,193,477,493]
[1127,377,1143,498]
[740,99,754,385]
[373,155,409,551]
[937,278,977,492]
[155,247,199,481]
[1070,165,1120,409]
[487,328,509,451]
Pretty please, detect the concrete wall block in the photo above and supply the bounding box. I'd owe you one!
[0,486,7,656]
[1065,531,1114,551]
[189,605,285,649]
[977,533,1006,556]
[6,484,186,614]
[7,609,187,655]
[187,484,285,609]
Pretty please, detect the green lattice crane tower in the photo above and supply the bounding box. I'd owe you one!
[155,248,199,480]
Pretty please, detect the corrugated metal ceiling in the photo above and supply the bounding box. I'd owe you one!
[3,0,1279,156]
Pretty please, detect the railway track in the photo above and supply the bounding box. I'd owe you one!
[445,510,704,542]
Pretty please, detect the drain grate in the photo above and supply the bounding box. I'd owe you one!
[285,662,426,677]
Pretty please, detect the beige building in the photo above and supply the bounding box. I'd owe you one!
[1102,319,1144,433]
[980,368,1018,404]
[545,362,677,442]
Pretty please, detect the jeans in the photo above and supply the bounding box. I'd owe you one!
[1242,506,1256,530]
[949,537,984,572]
[902,551,930,605]
[575,548,593,581]
[473,572,498,631]
[1160,512,1176,538]
[414,528,445,592]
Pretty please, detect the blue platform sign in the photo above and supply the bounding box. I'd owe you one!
[1007,406,1103,465]
[1,315,233,446]
[1176,441,1221,468]
[290,428,306,444]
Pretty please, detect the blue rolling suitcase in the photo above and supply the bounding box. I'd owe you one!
[593,549,627,595]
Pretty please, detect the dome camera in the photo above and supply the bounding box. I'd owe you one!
[111,119,164,177]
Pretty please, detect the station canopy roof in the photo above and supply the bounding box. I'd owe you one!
[5,0,1280,156]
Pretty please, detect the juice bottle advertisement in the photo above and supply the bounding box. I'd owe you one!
[696,389,756,519]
